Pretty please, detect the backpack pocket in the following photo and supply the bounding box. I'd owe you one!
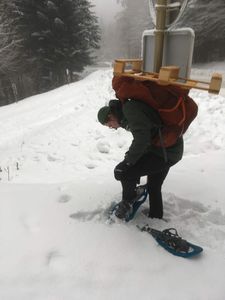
[158,97,185,126]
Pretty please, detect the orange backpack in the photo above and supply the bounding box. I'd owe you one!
[112,75,198,147]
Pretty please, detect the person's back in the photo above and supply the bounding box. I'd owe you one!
[122,99,183,166]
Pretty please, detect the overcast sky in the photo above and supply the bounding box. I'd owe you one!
[90,0,122,24]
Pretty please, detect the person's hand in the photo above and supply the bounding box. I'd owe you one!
[114,160,131,181]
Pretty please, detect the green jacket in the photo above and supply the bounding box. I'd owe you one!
[121,99,184,165]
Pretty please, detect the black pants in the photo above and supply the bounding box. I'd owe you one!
[119,153,174,218]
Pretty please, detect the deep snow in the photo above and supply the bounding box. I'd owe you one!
[0,66,225,300]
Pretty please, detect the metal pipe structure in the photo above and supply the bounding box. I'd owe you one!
[153,0,167,73]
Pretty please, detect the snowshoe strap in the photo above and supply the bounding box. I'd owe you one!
[161,228,190,253]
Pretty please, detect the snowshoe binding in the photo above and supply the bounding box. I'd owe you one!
[109,184,148,222]
[138,224,203,258]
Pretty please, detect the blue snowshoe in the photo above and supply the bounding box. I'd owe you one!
[138,224,203,258]
[109,184,148,222]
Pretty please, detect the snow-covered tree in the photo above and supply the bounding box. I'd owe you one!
[113,0,152,58]
[178,0,225,62]
[0,0,100,97]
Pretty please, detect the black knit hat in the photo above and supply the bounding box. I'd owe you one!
[97,106,110,124]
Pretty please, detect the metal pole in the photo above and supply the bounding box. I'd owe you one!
[166,0,172,26]
[153,0,167,73]
[166,0,181,27]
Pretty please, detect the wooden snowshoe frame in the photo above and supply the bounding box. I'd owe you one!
[113,59,222,94]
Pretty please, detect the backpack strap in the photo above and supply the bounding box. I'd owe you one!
[158,127,168,163]
[179,96,186,135]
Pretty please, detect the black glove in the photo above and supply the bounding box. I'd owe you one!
[114,160,131,181]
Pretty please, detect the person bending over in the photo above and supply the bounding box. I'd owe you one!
[97,99,183,220]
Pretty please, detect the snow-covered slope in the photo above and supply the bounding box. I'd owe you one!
[0,68,225,300]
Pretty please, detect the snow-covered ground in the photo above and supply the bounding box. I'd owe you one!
[0,65,225,300]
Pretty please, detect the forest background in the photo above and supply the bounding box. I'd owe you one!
[0,0,224,106]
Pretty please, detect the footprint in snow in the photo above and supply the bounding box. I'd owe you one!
[70,207,104,222]
[21,216,40,233]
[164,193,208,219]
[45,250,68,271]
[85,162,96,169]
[58,194,71,203]
[96,140,110,154]
[165,193,225,227]
[47,154,61,162]
[207,209,225,225]
[163,193,225,248]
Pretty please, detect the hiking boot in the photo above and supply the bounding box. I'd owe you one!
[136,185,147,199]
[114,201,132,220]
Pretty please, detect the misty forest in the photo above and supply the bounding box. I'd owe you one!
[0,0,224,106]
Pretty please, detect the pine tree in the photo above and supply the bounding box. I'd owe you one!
[0,1,27,103]
[179,0,225,62]
[0,0,100,95]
